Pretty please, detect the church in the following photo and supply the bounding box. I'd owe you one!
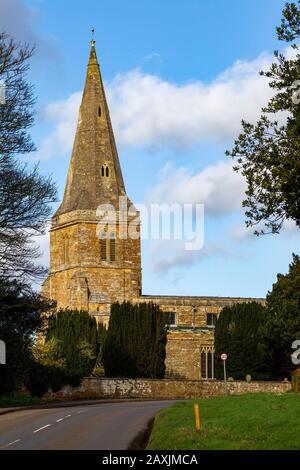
[42,40,263,381]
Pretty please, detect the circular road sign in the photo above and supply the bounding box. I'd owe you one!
[221,353,228,361]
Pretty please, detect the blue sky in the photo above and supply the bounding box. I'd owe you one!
[1,0,299,298]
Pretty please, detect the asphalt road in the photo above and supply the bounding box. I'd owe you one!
[0,400,173,450]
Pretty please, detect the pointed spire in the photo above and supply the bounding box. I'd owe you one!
[55,38,126,217]
[88,29,97,67]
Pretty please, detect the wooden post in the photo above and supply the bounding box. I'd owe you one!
[194,403,201,431]
[291,369,300,393]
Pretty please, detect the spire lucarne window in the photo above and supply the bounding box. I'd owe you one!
[101,165,109,177]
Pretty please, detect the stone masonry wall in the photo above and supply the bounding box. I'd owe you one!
[141,295,265,329]
[165,329,214,380]
[148,297,265,380]
[42,209,142,319]
[45,377,291,401]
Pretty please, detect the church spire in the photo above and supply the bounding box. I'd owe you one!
[55,38,126,216]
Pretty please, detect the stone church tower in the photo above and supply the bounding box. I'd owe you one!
[42,40,142,325]
[42,38,265,380]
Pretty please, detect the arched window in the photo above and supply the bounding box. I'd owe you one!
[200,347,215,380]
[98,106,101,117]
[101,236,107,260]
[165,312,176,327]
[207,351,213,379]
[101,165,109,177]
[201,351,206,380]
[109,234,116,261]
[207,313,217,327]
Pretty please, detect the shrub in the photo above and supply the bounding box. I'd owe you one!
[26,362,82,398]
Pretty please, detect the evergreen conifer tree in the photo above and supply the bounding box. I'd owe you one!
[103,302,167,378]
[46,310,99,377]
[215,302,266,380]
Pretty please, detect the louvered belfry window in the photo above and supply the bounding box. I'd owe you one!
[110,237,116,261]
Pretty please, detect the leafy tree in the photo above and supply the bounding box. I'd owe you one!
[0,32,56,281]
[258,254,300,379]
[215,302,267,380]
[0,277,55,394]
[46,310,99,377]
[33,337,65,369]
[227,1,300,234]
[103,302,167,378]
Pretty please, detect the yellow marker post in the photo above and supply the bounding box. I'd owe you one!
[194,403,201,431]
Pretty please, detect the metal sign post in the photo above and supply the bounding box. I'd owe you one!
[221,353,227,395]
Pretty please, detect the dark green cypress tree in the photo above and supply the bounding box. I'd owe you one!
[215,302,266,380]
[258,254,300,379]
[46,309,99,377]
[103,302,167,378]
[93,323,107,376]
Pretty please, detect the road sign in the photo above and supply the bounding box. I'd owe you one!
[221,353,228,394]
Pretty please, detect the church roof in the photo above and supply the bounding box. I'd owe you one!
[55,40,126,216]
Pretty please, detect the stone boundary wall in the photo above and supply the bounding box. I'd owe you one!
[45,377,291,400]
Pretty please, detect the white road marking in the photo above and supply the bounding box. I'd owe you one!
[76,410,87,414]
[0,439,21,449]
[56,414,72,423]
[33,424,51,433]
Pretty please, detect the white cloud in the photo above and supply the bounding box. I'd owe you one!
[144,159,246,273]
[108,53,272,149]
[150,239,230,274]
[231,224,255,241]
[143,52,162,63]
[231,217,299,242]
[283,219,299,234]
[35,49,276,159]
[33,226,50,268]
[149,160,246,216]
[35,92,81,161]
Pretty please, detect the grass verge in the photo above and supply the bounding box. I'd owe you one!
[0,394,43,407]
[147,393,300,450]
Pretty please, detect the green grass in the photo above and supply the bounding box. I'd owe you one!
[0,394,43,407]
[147,393,300,450]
